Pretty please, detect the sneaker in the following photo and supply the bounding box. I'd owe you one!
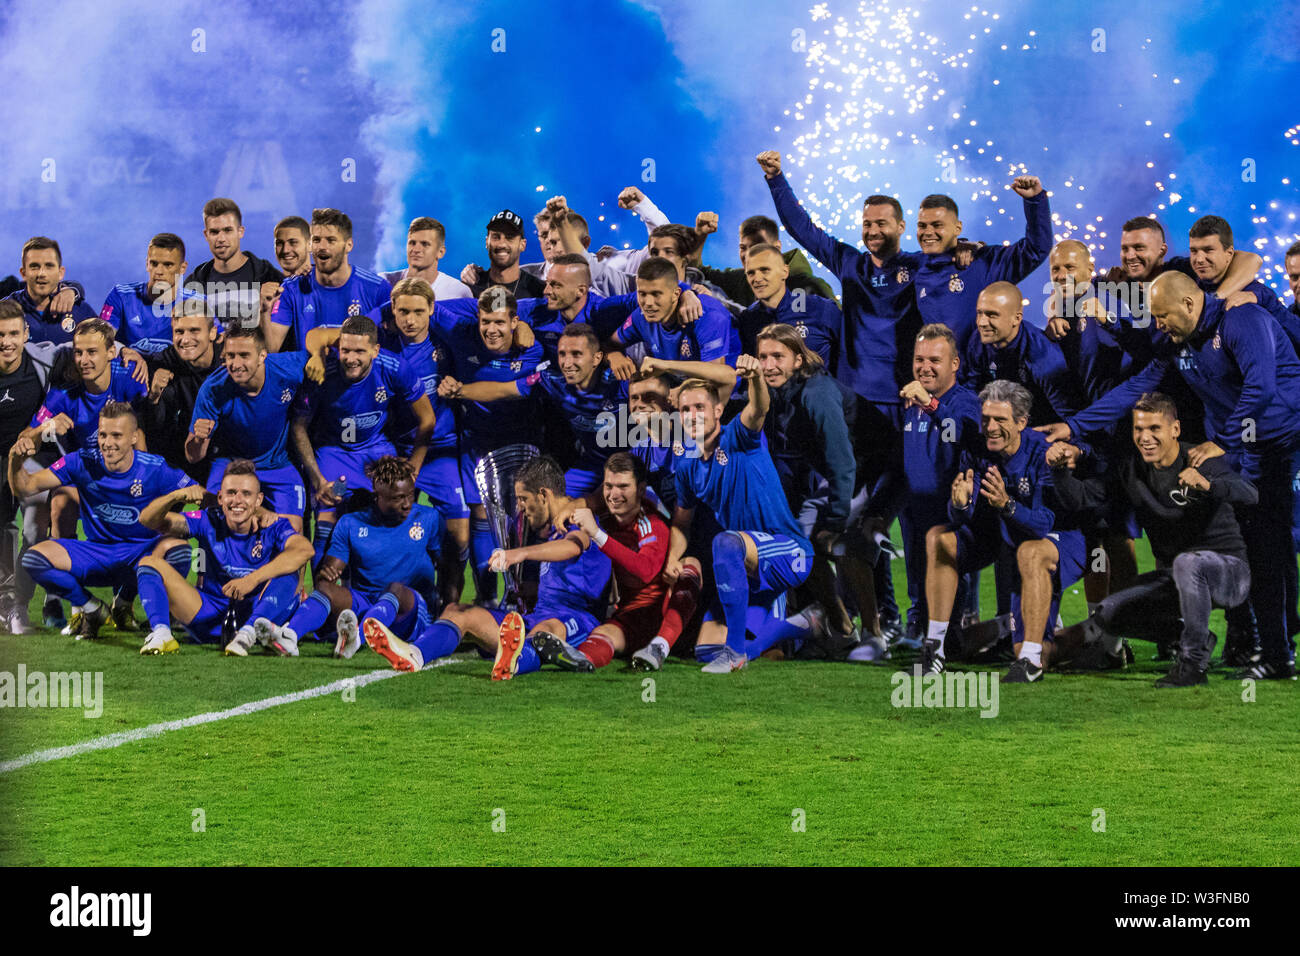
[920,638,944,676]
[74,602,109,640]
[7,606,31,636]
[1219,642,1261,668]
[879,620,905,646]
[363,618,424,672]
[1002,656,1044,683]
[1074,639,1127,671]
[334,609,362,660]
[268,625,299,658]
[491,612,527,681]
[140,625,180,655]
[225,625,259,657]
[893,621,923,651]
[631,640,668,671]
[1155,661,1208,688]
[701,645,748,674]
[847,634,890,662]
[61,609,81,636]
[43,598,66,630]
[252,617,279,650]
[1233,659,1297,681]
[531,631,594,672]
[111,597,139,632]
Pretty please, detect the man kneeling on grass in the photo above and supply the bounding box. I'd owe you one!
[368,455,612,680]
[1049,392,1256,687]
[137,459,314,655]
[923,380,1087,683]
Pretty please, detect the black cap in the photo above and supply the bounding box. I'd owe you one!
[486,209,524,238]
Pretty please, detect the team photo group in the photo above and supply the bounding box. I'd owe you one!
[4,143,1300,693]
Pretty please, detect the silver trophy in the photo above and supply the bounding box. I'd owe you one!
[473,444,540,610]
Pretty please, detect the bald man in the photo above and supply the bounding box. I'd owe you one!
[1043,270,1300,679]
[1045,240,1134,400]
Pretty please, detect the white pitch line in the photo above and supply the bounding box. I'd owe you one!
[0,656,468,775]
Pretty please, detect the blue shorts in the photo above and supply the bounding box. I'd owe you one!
[488,604,601,646]
[315,443,395,508]
[207,459,306,517]
[458,451,484,507]
[747,531,813,594]
[183,582,301,644]
[353,588,433,640]
[417,452,470,522]
[58,538,156,588]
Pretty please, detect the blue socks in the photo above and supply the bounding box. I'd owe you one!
[21,550,90,607]
[412,619,463,663]
[365,592,401,629]
[516,638,541,675]
[286,589,332,637]
[249,573,300,624]
[470,515,498,604]
[711,532,750,654]
[135,566,171,630]
[312,517,335,570]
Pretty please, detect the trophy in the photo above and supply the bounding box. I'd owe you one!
[473,444,540,610]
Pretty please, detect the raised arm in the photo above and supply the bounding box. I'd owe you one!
[736,354,768,431]
[7,437,62,500]
[140,484,208,538]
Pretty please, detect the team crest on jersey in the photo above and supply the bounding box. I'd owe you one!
[716,448,729,465]
[1212,332,1222,350]
[61,316,75,332]
[409,522,424,541]
[280,389,293,403]
[1079,316,1088,333]
[130,479,143,497]
[679,340,692,359]
[896,268,910,284]
[511,361,522,373]
[374,387,388,403]
[1018,476,1031,497]
[348,301,361,317]
[795,322,808,339]
[948,274,964,293]
[251,539,264,560]
[673,441,685,456]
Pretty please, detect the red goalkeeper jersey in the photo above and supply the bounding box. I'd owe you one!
[596,508,669,610]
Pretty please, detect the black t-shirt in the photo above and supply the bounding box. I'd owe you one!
[187,254,284,326]
[1133,445,1250,563]
[141,342,224,484]
[0,352,46,452]
[469,268,545,301]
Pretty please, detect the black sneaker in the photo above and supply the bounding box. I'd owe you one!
[110,597,139,632]
[1153,640,1176,662]
[1233,659,1297,681]
[531,632,594,672]
[75,602,110,640]
[1155,661,1208,688]
[1074,639,1127,671]
[920,638,944,676]
[1002,657,1044,683]
[1219,641,1261,668]
[42,597,66,629]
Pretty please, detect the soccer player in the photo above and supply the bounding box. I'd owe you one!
[667,356,815,674]
[517,253,606,361]
[5,236,95,345]
[1050,394,1256,686]
[187,324,309,532]
[439,323,627,498]
[135,460,313,655]
[1046,271,1300,679]
[266,208,390,352]
[925,381,1086,683]
[738,244,841,366]
[187,197,284,326]
[293,315,433,565]
[9,402,195,640]
[693,213,838,307]
[273,215,312,278]
[544,190,670,296]
[465,210,546,300]
[101,233,207,354]
[139,303,223,484]
[564,453,700,671]
[259,457,443,659]
[383,216,473,300]
[396,456,611,679]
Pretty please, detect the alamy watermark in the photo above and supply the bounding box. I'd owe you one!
[890,664,999,718]
[0,666,103,718]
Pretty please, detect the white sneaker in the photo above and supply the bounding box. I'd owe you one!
[701,645,747,674]
[224,625,257,657]
[847,634,890,662]
[140,625,180,655]
[631,640,667,671]
[267,621,299,658]
[334,609,362,659]
[363,618,424,672]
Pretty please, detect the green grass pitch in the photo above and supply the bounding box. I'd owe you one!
[1,535,1298,867]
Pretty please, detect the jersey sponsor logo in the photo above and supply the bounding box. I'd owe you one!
[344,411,383,434]
[94,503,139,524]
[409,521,425,540]
[948,274,964,293]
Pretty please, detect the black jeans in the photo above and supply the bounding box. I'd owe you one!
[1096,552,1252,670]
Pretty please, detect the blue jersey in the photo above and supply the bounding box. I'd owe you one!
[517,293,607,363]
[950,428,1073,549]
[902,383,983,506]
[517,365,629,465]
[439,315,544,449]
[966,320,1088,426]
[4,286,97,345]
[739,288,841,369]
[101,281,208,354]
[914,192,1053,353]
[767,172,923,403]
[631,437,678,513]
[184,508,300,597]
[326,504,443,603]
[673,417,810,550]
[537,531,612,618]
[296,351,424,451]
[32,362,148,451]
[1067,295,1300,454]
[49,448,192,544]
[191,351,310,468]
[382,333,456,454]
[609,294,739,364]
[271,267,390,351]
[1056,287,1135,401]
